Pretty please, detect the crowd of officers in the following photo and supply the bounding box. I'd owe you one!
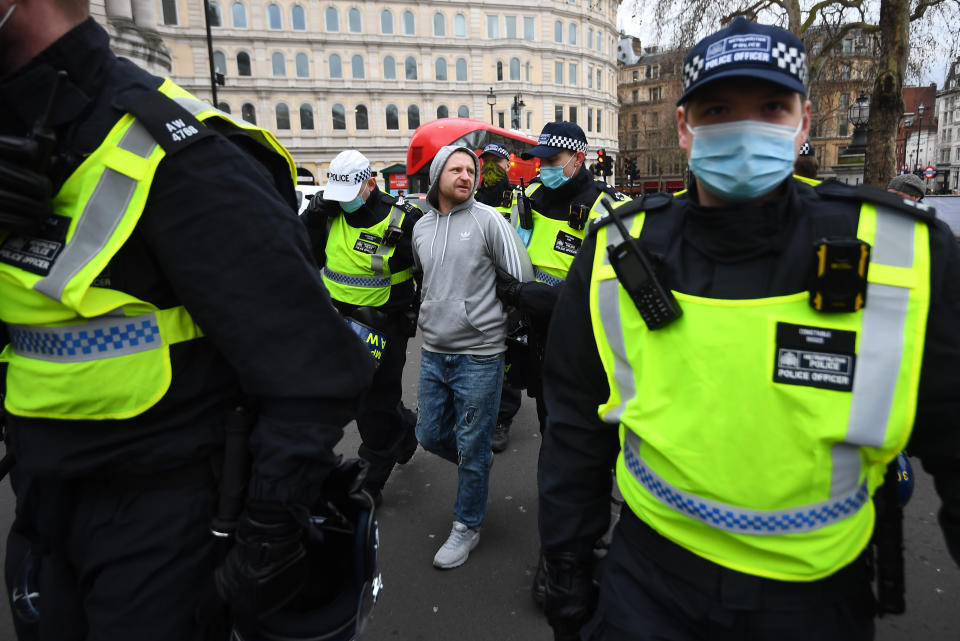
[0,5,959,641]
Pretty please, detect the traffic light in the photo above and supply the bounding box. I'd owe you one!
[625,157,637,179]
[597,148,606,176]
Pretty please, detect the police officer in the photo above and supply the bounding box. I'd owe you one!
[538,18,960,641]
[302,150,422,505]
[0,4,374,639]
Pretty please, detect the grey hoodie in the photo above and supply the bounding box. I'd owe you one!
[413,145,533,354]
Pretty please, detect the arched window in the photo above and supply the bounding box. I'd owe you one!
[241,103,256,124]
[329,54,342,78]
[351,55,364,79]
[457,105,469,118]
[509,57,520,81]
[237,51,251,76]
[385,104,399,130]
[300,103,314,129]
[407,105,420,129]
[332,104,346,130]
[454,13,466,37]
[325,7,339,31]
[437,105,449,119]
[496,61,503,82]
[275,103,290,130]
[271,52,285,76]
[380,10,393,34]
[295,53,309,77]
[217,102,231,113]
[291,5,305,30]
[266,3,281,29]
[435,58,447,81]
[383,56,396,80]
[208,1,222,26]
[213,50,226,75]
[348,8,361,32]
[402,10,415,35]
[433,13,445,36]
[455,58,467,81]
[404,56,417,80]
[355,104,369,130]
[232,2,246,27]
[569,23,577,45]
[554,20,562,43]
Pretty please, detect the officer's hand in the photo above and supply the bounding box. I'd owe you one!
[305,195,341,219]
[0,135,53,234]
[494,266,525,309]
[518,281,560,320]
[215,503,307,627]
[543,551,598,641]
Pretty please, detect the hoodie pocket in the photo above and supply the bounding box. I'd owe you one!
[418,299,486,347]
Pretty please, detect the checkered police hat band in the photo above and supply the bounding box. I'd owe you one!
[683,34,808,93]
[353,167,372,184]
[537,134,587,153]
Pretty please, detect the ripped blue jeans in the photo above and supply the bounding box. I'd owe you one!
[415,349,504,529]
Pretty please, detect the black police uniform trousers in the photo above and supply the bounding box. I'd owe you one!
[581,509,876,641]
[356,320,411,493]
[5,464,227,641]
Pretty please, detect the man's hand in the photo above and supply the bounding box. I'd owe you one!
[0,135,53,234]
[543,551,598,641]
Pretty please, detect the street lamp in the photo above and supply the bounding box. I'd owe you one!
[203,0,219,106]
[486,87,497,125]
[914,103,926,172]
[845,91,870,155]
[511,92,525,129]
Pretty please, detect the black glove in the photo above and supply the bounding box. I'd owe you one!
[0,134,53,234]
[495,267,559,320]
[543,551,598,641]
[214,503,307,627]
[304,195,341,220]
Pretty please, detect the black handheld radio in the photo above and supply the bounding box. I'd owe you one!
[601,198,682,330]
[516,178,533,230]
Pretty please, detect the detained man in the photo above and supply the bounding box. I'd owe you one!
[412,146,533,569]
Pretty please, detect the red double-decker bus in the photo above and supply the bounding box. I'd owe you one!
[405,118,539,195]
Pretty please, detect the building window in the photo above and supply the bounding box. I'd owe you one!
[348,8,361,32]
[570,106,577,124]
[232,2,246,27]
[403,10,415,35]
[487,15,499,38]
[161,0,177,24]
[217,102,231,113]
[649,87,661,101]
[587,66,593,89]
[523,16,535,40]
[840,64,851,81]
[587,108,593,132]
[383,56,396,79]
[275,103,290,130]
[526,111,532,129]
[458,105,470,118]
[329,54,342,79]
[843,39,852,53]
[554,20,562,43]
[237,51,251,76]
[632,89,638,103]
[351,55,365,79]
[569,23,577,45]
[588,28,593,49]
[271,52,285,77]
[241,103,256,124]
[267,3,281,29]
[630,113,637,128]
[381,10,393,34]
[509,58,520,81]
[497,61,503,82]
[437,105,449,118]
[295,53,309,77]
[555,105,563,121]
[405,57,417,80]
[435,58,448,81]
[300,103,314,129]
[408,105,421,129]
[454,13,466,37]
[555,61,563,85]
[632,70,638,81]
[291,5,305,30]
[569,63,577,86]
[434,12,445,36]
[506,16,517,39]
[208,1,222,26]
[525,61,531,82]
[596,108,601,133]
[213,50,226,75]
[325,6,338,31]
[456,58,468,81]
[355,104,368,130]
[596,69,601,89]
[386,104,399,129]
[332,104,346,130]
[498,111,505,128]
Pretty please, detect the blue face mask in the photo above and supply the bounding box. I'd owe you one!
[341,185,368,213]
[540,154,576,190]
[687,119,802,203]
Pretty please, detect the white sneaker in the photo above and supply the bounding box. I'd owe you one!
[433,521,480,569]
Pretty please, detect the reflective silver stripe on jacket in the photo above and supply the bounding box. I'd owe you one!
[322,267,391,288]
[371,206,404,275]
[35,120,158,301]
[598,204,916,519]
[534,267,565,287]
[623,432,870,535]
[7,312,161,363]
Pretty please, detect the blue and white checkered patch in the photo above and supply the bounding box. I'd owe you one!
[9,317,161,362]
[536,134,587,153]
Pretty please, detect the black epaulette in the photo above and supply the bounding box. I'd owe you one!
[119,88,217,156]
[815,179,936,224]
[595,180,630,202]
[587,192,674,235]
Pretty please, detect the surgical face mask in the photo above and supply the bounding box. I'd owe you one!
[686,119,802,203]
[540,154,576,190]
[481,162,507,185]
[341,183,368,213]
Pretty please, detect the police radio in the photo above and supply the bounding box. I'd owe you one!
[516,178,533,231]
[601,199,682,330]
